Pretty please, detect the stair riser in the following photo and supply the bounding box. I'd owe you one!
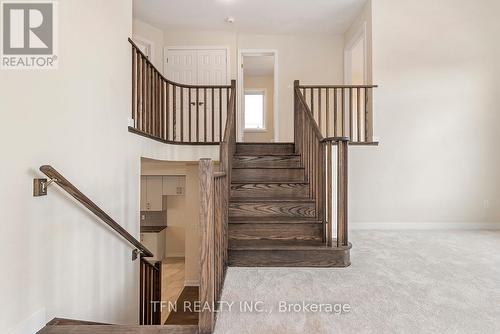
[229,223,323,241]
[231,183,309,198]
[233,155,301,168]
[232,168,304,182]
[228,249,350,267]
[229,201,316,218]
[236,144,294,155]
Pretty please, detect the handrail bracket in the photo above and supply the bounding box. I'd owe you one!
[33,177,57,197]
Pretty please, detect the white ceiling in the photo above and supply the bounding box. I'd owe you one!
[244,56,275,76]
[133,0,368,34]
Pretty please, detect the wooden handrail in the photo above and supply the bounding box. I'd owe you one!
[296,81,378,142]
[39,165,154,258]
[129,38,234,145]
[298,84,378,88]
[128,38,230,90]
[294,86,324,140]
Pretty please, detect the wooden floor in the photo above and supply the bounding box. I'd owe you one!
[164,286,199,326]
[162,258,186,324]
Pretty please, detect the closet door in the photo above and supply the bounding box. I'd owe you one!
[197,49,228,142]
[165,48,228,142]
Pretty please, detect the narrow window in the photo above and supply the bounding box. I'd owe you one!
[244,90,265,130]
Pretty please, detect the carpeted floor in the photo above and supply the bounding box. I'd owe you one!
[214,230,500,334]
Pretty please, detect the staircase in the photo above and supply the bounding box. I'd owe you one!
[227,143,351,267]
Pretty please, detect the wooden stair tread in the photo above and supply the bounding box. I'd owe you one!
[229,217,321,224]
[38,325,198,334]
[231,181,309,185]
[230,198,314,203]
[232,166,304,169]
[234,153,299,157]
[229,239,350,250]
[46,318,109,326]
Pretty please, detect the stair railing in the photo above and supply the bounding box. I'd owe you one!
[294,80,378,247]
[297,83,378,143]
[198,79,236,334]
[35,165,161,325]
[130,38,233,145]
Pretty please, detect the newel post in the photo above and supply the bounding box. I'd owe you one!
[199,159,214,334]
[337,139,349,247]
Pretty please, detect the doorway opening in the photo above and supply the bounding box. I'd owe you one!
[140,158,209,325]
[238,50,278,142]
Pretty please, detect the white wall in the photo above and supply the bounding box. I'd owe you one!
[162,31,345,142]
[344,0,373,84]
[0,1,217,333]
[132,18,164,71]
[349,0,500,226]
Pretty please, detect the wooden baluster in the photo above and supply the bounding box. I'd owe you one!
[341,88,345,137]
[325,88,329,137]
[365,88,370,142]
[189,88,192,142]
[310,88,314,119]
[337,140,348,247]
[139,261,144,324]
[141,56,146,132]
[318,88,322,134]
[180,88,184,142]
[333,88,337,137]
[196,88,200,142]
[132,48,136,127]
[349,88,353,140]
[327,141,333,246]
[357,87,361,142]
[166,84,170,141]
[212,88,215,142]
[160,80,164,140]
[137,53,142,131]
[173,85,177,141]
[204,88,207,142]
[219,88,222,141]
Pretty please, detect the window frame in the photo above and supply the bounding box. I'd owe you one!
[243,89,267,132]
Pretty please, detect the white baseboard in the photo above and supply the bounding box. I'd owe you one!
[184,280,199,286]
[350,222,500,230]
[8,308,46,334]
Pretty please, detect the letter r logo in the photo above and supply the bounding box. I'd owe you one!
[2,2,53,55]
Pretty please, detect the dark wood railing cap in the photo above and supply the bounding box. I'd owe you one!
[129,38,231,89]
[298,84,378,88]
[322,136,350,143]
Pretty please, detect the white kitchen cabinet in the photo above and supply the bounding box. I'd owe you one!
[146,176,163,211]
[140,176,147,211]
[162,176,186,195]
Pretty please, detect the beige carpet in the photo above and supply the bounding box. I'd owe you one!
[214,230,500,333]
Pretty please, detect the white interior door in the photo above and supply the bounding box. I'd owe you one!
[165,49,197,84]
[165,48,228,142]
[197,50,227,85]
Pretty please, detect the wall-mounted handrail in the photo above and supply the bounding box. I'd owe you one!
[39,165,154,258]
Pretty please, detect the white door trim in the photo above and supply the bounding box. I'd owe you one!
[237,49,279,142]
[163,46,231,84]
[344,22,367,85]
